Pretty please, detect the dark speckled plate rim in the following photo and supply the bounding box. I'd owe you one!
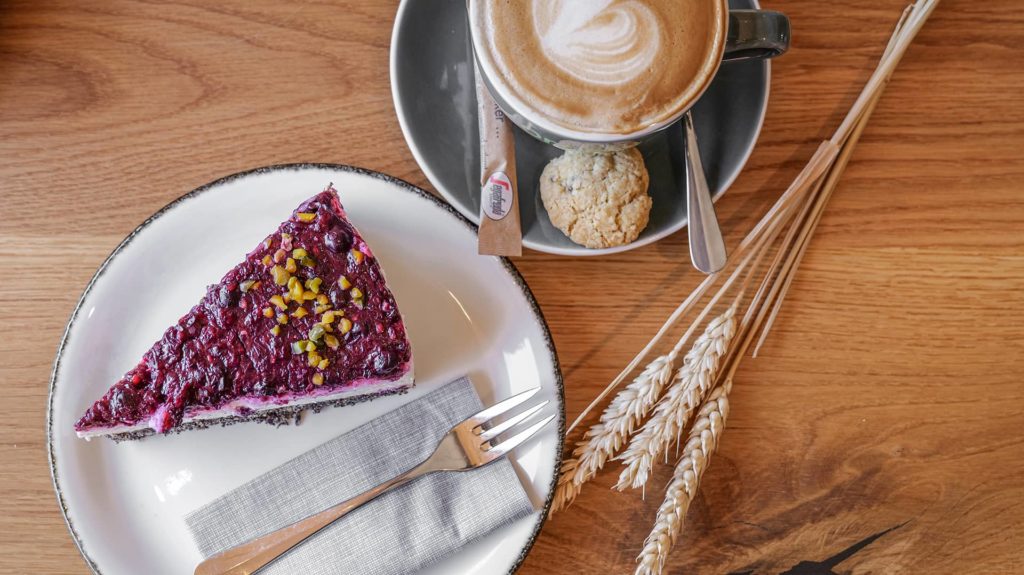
[47,163,565,575]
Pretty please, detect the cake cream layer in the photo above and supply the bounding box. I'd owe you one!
[76,368,413,439]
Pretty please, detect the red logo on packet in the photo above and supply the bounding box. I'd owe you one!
[483,172,513,221]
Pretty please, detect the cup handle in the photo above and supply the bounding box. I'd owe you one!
[724,10,791,61]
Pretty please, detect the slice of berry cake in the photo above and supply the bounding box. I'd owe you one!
[75,185,413,440]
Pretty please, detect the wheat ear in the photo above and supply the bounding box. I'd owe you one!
[551,354,675,513]
[550,456,581,513]
[615,305,736,491]
[634,379,733,575]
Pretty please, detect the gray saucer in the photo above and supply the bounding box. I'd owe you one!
[390,0,769,256]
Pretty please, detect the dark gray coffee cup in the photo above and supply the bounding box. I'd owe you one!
[470,6,791,149]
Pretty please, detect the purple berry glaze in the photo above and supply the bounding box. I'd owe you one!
[76,186,412,435]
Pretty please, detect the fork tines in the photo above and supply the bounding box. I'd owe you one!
[468,388,553,456]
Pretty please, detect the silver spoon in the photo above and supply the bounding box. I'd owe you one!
[683,111,727,273]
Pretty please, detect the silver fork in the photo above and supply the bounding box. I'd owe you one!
[194,388,554,575]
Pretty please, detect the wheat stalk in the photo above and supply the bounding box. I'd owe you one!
[615,305,737,491]
[634,379,733,575]
[552,354,675,512]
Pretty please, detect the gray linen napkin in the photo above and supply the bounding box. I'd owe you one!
[185,376,534,574]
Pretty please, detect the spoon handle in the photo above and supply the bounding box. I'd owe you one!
[683,111,728,274]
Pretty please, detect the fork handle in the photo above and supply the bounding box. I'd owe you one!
[194,463,430,575]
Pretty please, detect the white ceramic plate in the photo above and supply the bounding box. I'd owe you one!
[48,164,564,574]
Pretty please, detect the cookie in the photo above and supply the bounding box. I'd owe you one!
[539,147,652,249]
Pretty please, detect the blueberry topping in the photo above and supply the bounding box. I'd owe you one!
[369,348,398,375]
[218,285,238,308]
[324,226,352,253]
[328,285,346,308]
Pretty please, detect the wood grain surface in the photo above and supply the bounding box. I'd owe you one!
[2,0,1022,573]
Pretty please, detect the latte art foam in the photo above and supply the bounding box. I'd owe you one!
[533,0,660,87]
[475,0,725,136]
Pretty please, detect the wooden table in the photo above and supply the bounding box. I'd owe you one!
[3,1,1022,573]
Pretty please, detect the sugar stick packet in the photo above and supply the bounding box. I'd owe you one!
[475,65,522,256]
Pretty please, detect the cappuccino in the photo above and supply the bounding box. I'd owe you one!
[473,0,725,137]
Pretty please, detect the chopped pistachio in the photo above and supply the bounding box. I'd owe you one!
[273,249,287,263]
[270,265,290,286]
[282,292,292,303]
[291,340,307,354]
[306,277,323,294]
[324,334,340,349]
[308,324,326,342]
[262,254,272,266]
[262,307,274,318]
[316,294,329,305]
[307,351,321,367]
[304,341,317,352]
[338,275,352,290]
[287,276,299,290]
[350,287,364,300]
[269,294,287,310]
[276,313,288,325]
[322,311,336,324]
[290,282,305,302]
[285,257,298,274]
[296,212,316,222]
[322,322,334,333]
[291,307,309,319]
[314,303,331,314]
[311,373,324,386]
[349,249,364,264]
[270,325,281,336]
[318,358,329,370]
[292,248,308,259]
[339,317,353,334]
[302,290,317,301]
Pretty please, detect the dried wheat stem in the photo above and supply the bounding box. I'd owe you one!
[831,0,939,146]
[720,202,813,388]
[615,305,737,491]
[634,379,733,575]
[752,8,913,355]
[552,354,675,513]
